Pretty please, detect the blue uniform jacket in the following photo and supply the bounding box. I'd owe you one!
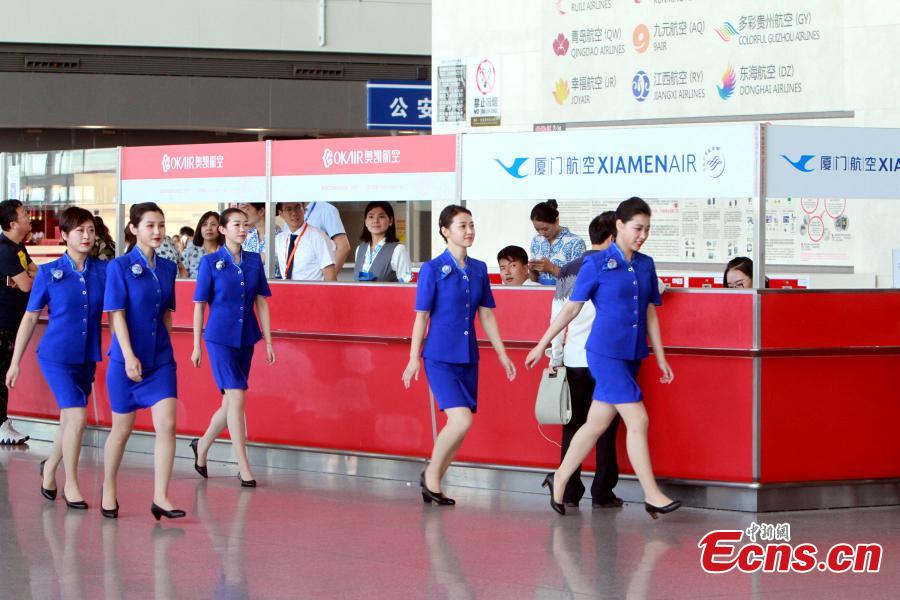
[26,254,107,364]
[571,243,662,361]
[103,246,177,369]
[415,249,496,364]
[193,247,272,348]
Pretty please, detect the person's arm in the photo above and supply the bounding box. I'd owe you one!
[191,302,205,367]
[477,307,516,381]
[109,310,142,382]
[401,311,429,388]
[9,270,33,292]
[255,295,275,364]
[548,296,566,368]
[331,234,351,273]
[646,304,674,383]
[525,301,584,368]
[4,312,40,388]
[391,245,414,283]
[321,265,337,282]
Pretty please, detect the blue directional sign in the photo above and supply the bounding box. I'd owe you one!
[366,80,432,130]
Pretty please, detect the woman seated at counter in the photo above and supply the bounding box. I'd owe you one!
[353,201,412,283]
[723,256,768,288]
[528,200,586,286]
[182,212,224,278]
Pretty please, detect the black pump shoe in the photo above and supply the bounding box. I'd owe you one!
[645,500,681,519]
[62,492,88,510]
[542,473,566,515]
[151,503,186,521]
[419,472,455,505]
[237,474,257,488]
[189,439,208,478]
[39,460,57,501]
[100,487,119,519]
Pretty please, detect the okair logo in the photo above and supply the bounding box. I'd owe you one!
[714,22,739,42]
[553,79,570,105]
[703,146,726,179]
[322,148,334,169]
[717,65,736,100]
[552,33,570,57]
[781,154,817,172]
[495,158,529,179]
[161,154,171,174]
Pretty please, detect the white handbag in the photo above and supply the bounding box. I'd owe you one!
[534,367,572,425]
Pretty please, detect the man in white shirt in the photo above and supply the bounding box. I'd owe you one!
[303,201,350,273]
[274,203,336,282]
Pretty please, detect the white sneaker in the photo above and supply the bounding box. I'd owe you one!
[0,420,29,445]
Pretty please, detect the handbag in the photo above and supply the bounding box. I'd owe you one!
[534,367,572,425]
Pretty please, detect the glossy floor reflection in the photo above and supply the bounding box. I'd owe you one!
[1,442,899,599]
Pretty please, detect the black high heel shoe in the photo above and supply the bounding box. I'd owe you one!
[237,474,257,488]
[39,459,57,501]
[541,473,566,515]
[189,438,208,479]
[62,491,88,510]
[151,503,186,521]
[419,472,455,505]
[100,487,119,519]
[645,500,681,519]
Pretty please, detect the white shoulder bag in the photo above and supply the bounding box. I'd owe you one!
[534,367,572,425]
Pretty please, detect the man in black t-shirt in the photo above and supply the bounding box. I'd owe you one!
[0,199,35,444]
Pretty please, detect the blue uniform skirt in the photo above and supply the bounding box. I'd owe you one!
[37,358,95,410]
[424,359,479,413]
[205,340,254,392]
[106,360,177,414]
[586,351,643,404]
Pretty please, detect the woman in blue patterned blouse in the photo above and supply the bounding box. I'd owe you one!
[528,200,586,286]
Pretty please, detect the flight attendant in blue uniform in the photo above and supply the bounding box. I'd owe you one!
[402,205,516,505]
[5,207,107,509]
[526,197,680,518]
[190,207,275,488]
[102,202,185,520]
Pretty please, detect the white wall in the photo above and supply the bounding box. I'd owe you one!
[2,0,430,55]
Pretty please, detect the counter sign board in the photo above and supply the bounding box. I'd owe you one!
[366,80,432,130]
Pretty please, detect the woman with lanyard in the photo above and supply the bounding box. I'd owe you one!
[402,205,516,505]
[5,206,107,509]
[102,202,185,520]
[525,197,680,518]
[182,211,224,279]
[189,207,275,487]
[528,199,586,286]
[353,201,412,283]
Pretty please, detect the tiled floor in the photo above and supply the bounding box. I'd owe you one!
[1,441,898,599]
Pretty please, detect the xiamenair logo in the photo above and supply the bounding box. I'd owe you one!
[703,146,726,178]
[161,153,224,173]
[781,154,816,172]
[495,158,530,178]
[322,147,401,168]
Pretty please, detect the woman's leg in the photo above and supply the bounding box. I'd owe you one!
[425,407,472,493]
[552,401,618,503]
[60,407,87,502]
[614,402,673,507]
[150,397,178,509]
[197,395,229,466]
[43,414,65,492]
[102,411,136,510]
[224,389,253,481]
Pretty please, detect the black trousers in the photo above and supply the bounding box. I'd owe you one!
[0,328,14,424]
[561,366,620,504]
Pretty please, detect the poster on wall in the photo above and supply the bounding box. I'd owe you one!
[469,56,502,126]
[437,59,467,125]
[541,0,845,123]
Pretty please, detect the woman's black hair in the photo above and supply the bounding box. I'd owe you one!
[179,226,194,238]
[437,204,472,242]
[615,196,652,224]
[93,215,113,241]
[219,207,247,230]
[360,201,399,244]
[530,199,559,223]
[59,206,95,235]
[192,211,225,247]
[724,256,754,287]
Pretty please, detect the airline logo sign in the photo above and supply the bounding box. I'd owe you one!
[122,142,266,180]
[272,136,456,176]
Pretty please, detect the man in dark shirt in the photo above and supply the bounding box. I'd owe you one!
[0,199,35,444]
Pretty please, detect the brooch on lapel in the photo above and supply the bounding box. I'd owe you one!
[51,269,64,281]
[602,258,618,271]
[440,264,452,279]
[130,263,144,278]
[215,260,226,271]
